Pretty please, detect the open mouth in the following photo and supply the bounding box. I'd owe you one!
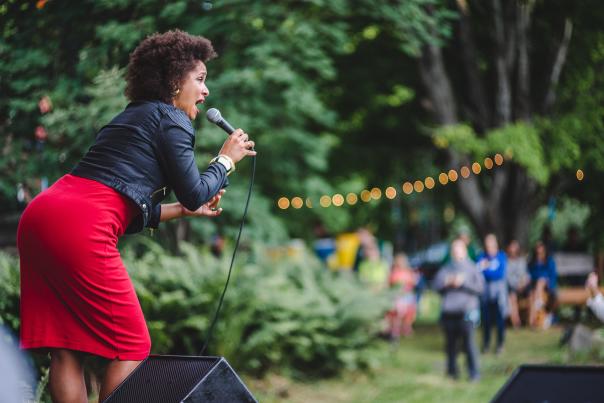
[195,98,205,105]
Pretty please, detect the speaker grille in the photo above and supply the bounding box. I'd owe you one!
[105,356,219,403]
[492,365,604,403]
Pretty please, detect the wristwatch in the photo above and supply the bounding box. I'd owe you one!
[210,154,235,175]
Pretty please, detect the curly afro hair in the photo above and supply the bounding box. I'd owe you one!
[125,30,217,103]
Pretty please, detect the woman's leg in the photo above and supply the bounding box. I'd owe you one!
[442,319,459,378]
[532,279,547,328]
[495,302,506,352]
[49,349,87,403]
[462,319,480,380]
[528,290,536,327]
[99,359,142,402]
[509,292,521,328]
[481,302,491,351]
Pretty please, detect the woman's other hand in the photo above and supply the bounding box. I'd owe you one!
[218,129,256,163]
[181,189,225,217]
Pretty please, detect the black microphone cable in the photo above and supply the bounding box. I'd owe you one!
[199,144,256,356]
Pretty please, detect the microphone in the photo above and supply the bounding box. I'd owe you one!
[206,108,235,134]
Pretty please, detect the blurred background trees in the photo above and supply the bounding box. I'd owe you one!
[1,0,603,252]
[3,1,604,400]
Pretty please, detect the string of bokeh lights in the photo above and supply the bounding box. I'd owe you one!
[276,152,586,210]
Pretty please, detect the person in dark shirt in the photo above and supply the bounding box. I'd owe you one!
[434,239,485,381]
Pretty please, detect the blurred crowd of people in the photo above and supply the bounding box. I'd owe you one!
[433,229,564,381]
[312,222,597,382]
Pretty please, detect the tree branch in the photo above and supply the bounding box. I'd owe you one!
[504,0,517,73]
[543,18,573,113]
[492,0,512,125]
[456,0,490,131]
[418,43,458,125]
[516,0,534,121]
[453,153,488,235]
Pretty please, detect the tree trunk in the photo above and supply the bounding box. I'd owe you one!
[418,42,458,125]
[515,0,533,121]
[416,0,571,249]
[456,1,490,132]
[491,0,512,126]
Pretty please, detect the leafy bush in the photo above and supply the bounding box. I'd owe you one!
[126,241,390,377]
[0,252,20,333]
[0,243,390,378]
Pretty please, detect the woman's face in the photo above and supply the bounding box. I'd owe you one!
[536,243,546,261]
[173,61,209,120]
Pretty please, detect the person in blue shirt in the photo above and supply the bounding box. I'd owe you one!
[528,240,558,327]
[477,233,508,354]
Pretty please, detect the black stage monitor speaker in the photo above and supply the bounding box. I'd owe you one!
[491,364,604,403]
[103,355,257,403]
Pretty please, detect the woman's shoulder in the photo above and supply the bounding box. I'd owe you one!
[123,100,194,135]
[156,102,194,135]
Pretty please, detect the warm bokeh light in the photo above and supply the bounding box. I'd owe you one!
[576,169,584,181]
[320,195,331,207]
[276,152,511,210]
[332,193,344,206]
[360,189,372,202]
[385,186,397,199]
[484,157,494,169]
[370,187,382,200]
[291,197,303,209]
[277,197,290,209]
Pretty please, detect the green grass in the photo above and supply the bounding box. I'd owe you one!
[244,295,598,403]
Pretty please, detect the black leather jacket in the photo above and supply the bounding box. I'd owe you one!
[72,100,228,234]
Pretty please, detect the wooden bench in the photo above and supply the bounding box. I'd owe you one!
[558,287,604,306]
[554,252,595,307]
[554,252,593,277]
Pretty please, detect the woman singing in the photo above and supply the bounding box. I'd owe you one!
[17,30,256,402]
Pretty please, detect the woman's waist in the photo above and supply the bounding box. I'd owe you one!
[36,174,139,228]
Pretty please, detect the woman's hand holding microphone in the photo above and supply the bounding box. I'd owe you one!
[181,128,255,218]
[218,128,257,165]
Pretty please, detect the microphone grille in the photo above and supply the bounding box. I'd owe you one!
[206,108,222,123]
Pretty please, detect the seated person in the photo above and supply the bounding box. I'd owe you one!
[528,241,558,328]
[506,240,530,328]
[358,242,389,292]
[387,253,418,339]
[585,272,604,322]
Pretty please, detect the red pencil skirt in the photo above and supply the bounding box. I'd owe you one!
[17,174,151,360]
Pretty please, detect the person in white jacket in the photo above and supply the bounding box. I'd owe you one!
[585,272,604,321]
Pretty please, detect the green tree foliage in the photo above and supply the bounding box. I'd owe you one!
[3,0,603,248]
[548,23,604,248]
[0,0,448,245]
[361,0,604,246]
